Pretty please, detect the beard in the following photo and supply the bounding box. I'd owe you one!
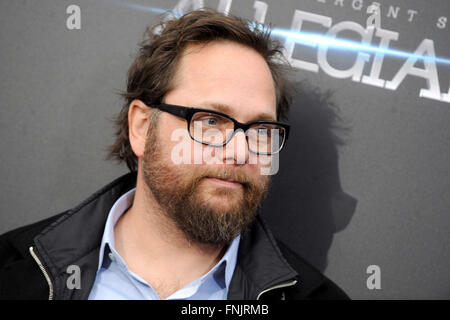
[142,120,270,246]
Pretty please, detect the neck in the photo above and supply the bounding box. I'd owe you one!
[113,171,226,298]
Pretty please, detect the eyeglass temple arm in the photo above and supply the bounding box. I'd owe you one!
[155,103,191,119]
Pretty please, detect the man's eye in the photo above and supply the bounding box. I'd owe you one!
[255,127,270,136]
[202,117,219,126]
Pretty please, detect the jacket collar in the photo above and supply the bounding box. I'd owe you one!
[227,215,298,299]
[32,172,298,299]
[33,172,137,299]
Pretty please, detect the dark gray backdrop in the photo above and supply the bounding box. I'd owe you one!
[1,0,449,299]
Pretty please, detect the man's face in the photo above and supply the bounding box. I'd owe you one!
[142,41,277,245]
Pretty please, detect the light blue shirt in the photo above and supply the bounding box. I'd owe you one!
[88,188,240,300]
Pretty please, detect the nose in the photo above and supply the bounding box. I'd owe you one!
[224,129,249,165]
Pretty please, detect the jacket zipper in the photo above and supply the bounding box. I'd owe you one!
[256,279,298,300]
[29,246,54,300]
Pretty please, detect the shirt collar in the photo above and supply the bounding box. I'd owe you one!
[202,233,240,289]
[97,187,240,290]
[97,187,135,271]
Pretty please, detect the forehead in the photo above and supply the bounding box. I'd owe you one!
[165,40,277,122]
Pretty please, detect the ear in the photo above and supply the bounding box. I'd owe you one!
[128,99,151,158]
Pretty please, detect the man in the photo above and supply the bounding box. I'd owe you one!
[0,9,348,300]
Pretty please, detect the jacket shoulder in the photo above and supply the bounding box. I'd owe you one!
[275,238,350,300]
[0,212,68,265]
[0,213,68,299]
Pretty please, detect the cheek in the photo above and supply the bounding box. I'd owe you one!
[166,125,218,166]
[154,114,193,164]
[248,153,275,177]
[248,152,272,165]
[165,126,197,166]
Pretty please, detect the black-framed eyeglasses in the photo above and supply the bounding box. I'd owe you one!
[150,103,290,155]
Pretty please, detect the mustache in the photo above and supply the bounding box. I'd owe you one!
[193,167,265,188]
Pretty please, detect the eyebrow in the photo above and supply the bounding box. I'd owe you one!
[199,101,277,122]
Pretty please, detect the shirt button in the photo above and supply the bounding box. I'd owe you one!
[108,252,115,261]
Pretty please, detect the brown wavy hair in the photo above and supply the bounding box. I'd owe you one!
[107,9,292,171]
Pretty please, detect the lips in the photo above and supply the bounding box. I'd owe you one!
[204,177,243,188]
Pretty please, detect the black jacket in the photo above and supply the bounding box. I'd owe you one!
[0,172,349,300]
